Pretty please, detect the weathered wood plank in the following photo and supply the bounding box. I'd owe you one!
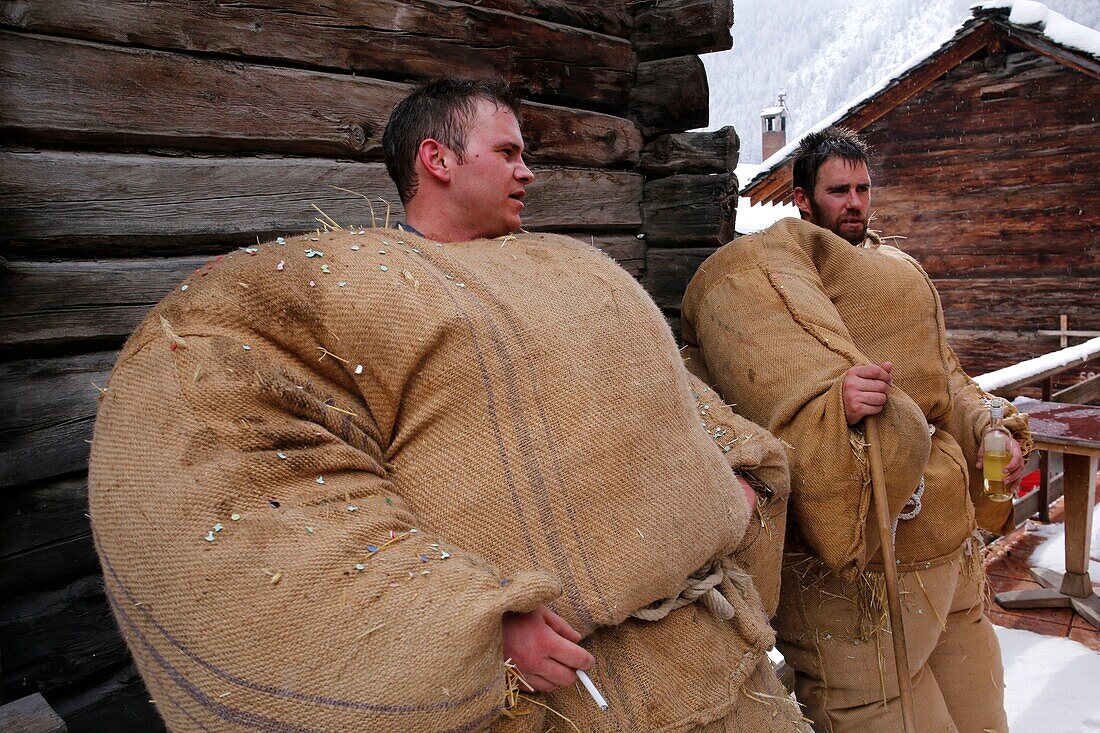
[0,477,97,597]
[0,232,644,349]
[631,0,733,60]
[934,277,1100,332]
[0,31,640,166]
[460,0,631,37]
[0,0,634,113]
[0,693,67,733]
[50,664,162,733]
[641,173,734,246]
[0,575,130,698]
[1055,373,1100,405]
[640,126,739,177]
[643,247,718,309]
[629,56,709,137]
[0,353,115,489]
[0,151,642,256]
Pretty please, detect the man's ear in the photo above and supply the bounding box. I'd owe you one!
[793,187,813,220]
[417,139,451,184]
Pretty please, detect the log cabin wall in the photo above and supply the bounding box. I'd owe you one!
[860,46,1100,376]
[0,1,736,728]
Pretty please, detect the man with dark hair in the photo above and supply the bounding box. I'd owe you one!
[90,78,805,732]
[681,126,1030,731]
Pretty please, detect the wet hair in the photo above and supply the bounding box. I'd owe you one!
[382,78,522,203]
[791,126,869,194]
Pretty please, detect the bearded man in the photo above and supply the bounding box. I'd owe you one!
[681,126,1031,733]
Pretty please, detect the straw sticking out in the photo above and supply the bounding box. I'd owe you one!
[576,670,608,711]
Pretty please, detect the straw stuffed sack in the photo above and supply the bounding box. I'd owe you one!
[681,218,1030,579]
[91,228,796,732]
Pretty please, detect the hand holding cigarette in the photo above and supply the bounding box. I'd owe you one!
[502,605,595,693]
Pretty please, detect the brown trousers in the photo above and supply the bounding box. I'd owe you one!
[775,544,1008,733]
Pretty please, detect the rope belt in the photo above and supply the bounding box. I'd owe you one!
[631,560,736,621]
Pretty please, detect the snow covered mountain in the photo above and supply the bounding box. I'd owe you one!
[705,0,1100,163]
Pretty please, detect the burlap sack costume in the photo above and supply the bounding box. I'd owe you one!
[681,218,1031,732]
[90,229,805,732]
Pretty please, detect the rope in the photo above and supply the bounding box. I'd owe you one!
[631,561,736,622]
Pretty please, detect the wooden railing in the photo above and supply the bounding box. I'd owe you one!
[976,337,1100,524]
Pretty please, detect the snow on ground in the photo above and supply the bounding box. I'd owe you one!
[1029,502,1100,582]
[998,625,1100,732]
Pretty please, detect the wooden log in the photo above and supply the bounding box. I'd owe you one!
[0,352,115,489]
[934,277,1100,332]
[629,56,709,137]
[643,247,718,309]
[0,151,643,256]
[456,0,631,37]
[0,478,98,597]
[0,232,644,349]
[631,0,733,60]
[50,664,162,733]
[946,329,1060,377]
[0,31,640,167]
[1055,373,1100,405]
[0,575,131,697]
[640,126,739,177]
[0,693,67,733]
[641,173,734,246]
[0,0,633,113]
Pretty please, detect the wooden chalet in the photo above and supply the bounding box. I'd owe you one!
[0,1,741,729]
[740,2,1100,378]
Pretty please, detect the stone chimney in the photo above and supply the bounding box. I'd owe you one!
[760,91,789,161]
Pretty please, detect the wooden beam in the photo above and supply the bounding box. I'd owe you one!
[463,0,632,37]
[641,173,734,246]
[0,0,635,112]
[987,19,1100,80]
[1054,373,1100,405]
[0,233,645,350]
[640,126,739,177]
[49,664,160,733]
[0,352,116,489]
[0,694,67,733]
[631,0,733,60]
[0,151,642,257]
[0,477,98,597]
[629,56,709,137]
[643,247,718,309]
[0,31,640,167]
[1,575,131,696]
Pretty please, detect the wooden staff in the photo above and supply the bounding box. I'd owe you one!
[864,417,917,733]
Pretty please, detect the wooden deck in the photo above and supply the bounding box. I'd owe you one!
[985,492,1100,652]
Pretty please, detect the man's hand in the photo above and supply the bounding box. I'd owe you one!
[502,605,594,692]
[976,435,1026,490]
[842,362,893,425]
[736,473,758,514]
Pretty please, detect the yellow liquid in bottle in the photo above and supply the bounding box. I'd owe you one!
[983,450,1012,502]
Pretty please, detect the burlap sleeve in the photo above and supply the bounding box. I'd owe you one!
[91,326,561,731]
[683,370,790,616]
[941,343,1033,535]
[682,264,930,578]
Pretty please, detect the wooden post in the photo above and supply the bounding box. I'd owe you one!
[1059,454,1098,599]
[864,419,917,733]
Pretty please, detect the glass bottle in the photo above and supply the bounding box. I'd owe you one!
[982,398,1013,502]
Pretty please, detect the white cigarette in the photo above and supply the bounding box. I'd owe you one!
[576,670,608,711]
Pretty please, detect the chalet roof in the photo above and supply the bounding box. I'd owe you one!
[742,1,1100,205]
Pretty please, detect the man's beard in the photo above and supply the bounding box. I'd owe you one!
[812,200,867,245]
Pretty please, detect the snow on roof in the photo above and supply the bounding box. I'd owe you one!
[759,106,786,116]
[734,163,799,234]
[977,0,1100,57]
[742,1,1100,195]
[974,336,1100,392]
